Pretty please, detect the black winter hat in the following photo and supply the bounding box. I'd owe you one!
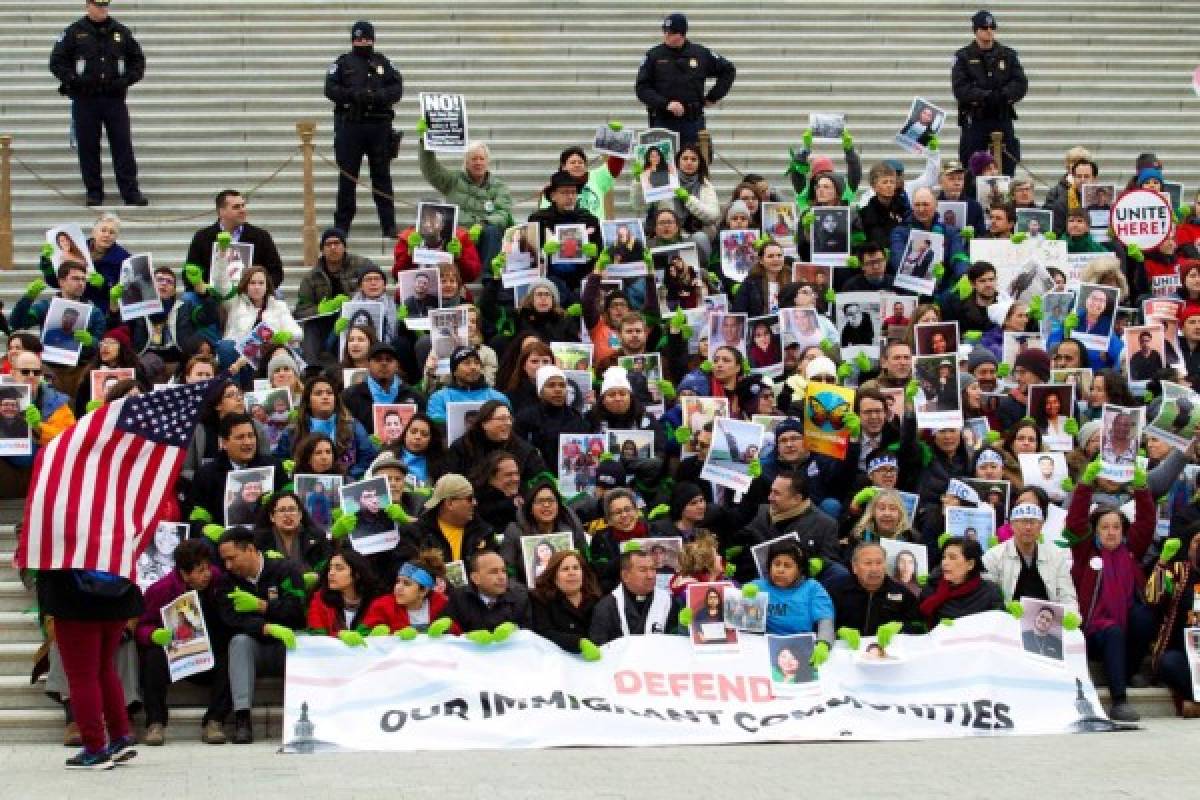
[971,10,996,29]
[669,481,704,522]
[351,20,375,40]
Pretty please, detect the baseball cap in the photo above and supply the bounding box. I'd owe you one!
[424,473,473,510]
[662,13,688,34]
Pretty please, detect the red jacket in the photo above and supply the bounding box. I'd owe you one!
[362,589,456,633]
[392,225,481,283]
[1066,484,1154,630]
[306,591,371,635]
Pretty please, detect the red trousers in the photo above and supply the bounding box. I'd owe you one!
[55,618,131,753]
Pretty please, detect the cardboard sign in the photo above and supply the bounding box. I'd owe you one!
[1109,188,1173,250]
[420,92,468,153]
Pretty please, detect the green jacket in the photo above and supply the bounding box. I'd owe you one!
[1066,233,1107,254]
[418,143,513,228]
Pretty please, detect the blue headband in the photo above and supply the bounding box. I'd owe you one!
[399,562,434,590]
[867,454,898,473]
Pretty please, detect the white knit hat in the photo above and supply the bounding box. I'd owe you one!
[600,366,632,396]
[535,364,566,395]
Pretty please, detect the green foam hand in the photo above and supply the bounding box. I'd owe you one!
[607,120,623,132]
[904,379,919,401]
[674,187,690,202]
[490,253,506,278]
[747,458,762,478]
[854,351,871,373]
[837,627,861,651]
[395,303,409,321]
[724,563,736,578]
[1081,457,1102,486]
[996,363,1011,379]
[955,275,972,300]
[1010,232,1028,244]
[468,224,482,243]
[447,238,462,257]
[465,630,494,645]
[87,271,104,288]
[227,587,260,613]
[960,225,974,240]
[1126,243,1144,263]
[985,431,1002,445]
[802,129,814,149]
[40,243,54,260]
[303,572,318,592]
[937,532,953,550]
[396,626,419,640]
[801,209,815,229]
[931,263,945,281]
[841,130,854,152]
[582,242,598,260]
[264,549,283,560]
[1060,476,1075,493]
[673,425,692,445]
[270,331,293,345]
[1044,231,1058,241]
[334,317,350,335]
[1006,600,1024,619]
[939,618,955,628]
[150,628,171,647]
[184,263,204,285]
[1131,465,1148,490]
[85,400,102,414]
[1160,538,1182,564]
[24,278,46,299]
[201,524,224,542]
[820,337,836,354]
[338,630,366,648]
[810,640,830,667]
[741,583,759,599]
[427,617,453,638]
[852,486,878,508]
[1028,294,1043,322]
[565,303,582,318]
[216,232,232,248]
[543,240,560,256]
[964,329,982,343]
[73,330,94,347]
[264,623,297,650]
[330,513,357,539]
[837,362,852,381]
[579,638,603,662]
[845,255,860,269]
[700,359,713,374]
[657,379,676,401]
[385,503,411,524]
[416,118,428,135]
[407,231,423,248]
[1063,417,1079,436]
[1062,611,1082,631]
[369,624,390,637]
[492,622,517,643]
[808,557,824,577]
[595,251,612,272]
[678,607,694,627]
[1063,312,1078,335]
[844,411,861,438]
[368,434,383,448]
[928,135,940,151]
[876,621,903,649]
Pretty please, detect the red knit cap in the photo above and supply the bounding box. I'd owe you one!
[809,155,835,176]
[1178,301,1200,324]
[103,327,133,352]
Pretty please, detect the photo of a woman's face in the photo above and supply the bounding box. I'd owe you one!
[894,552,916,582]
[776,647,799,675]
[753,323,771,348]
[1085,290,1107,317]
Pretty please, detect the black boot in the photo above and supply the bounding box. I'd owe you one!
[232,710,253,744]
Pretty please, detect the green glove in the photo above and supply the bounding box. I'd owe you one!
[427,617,454,638]
[216,231,232,248]
[844,411,861,438]
[395,304,409,321]
[801,209,815,229]
[1126,243,1144,263]
[939,618,955,628]
[465,630,494,645]
[492,621,517,643]
[673,425,692,445]
[227,587,261,613]
[810,640,830,667]
[646,503,670,521]
[543,240,560,256]
[841,130,854,152]
[964,330,982,343]
[928,134,940,151]
[385,503,411,524]
[845,255,860,269]
[631,160,643,177]
[741,583,759,599]
[747,458,762,478]
[270,331,293,346]
[1010,232,1028,244]
[700,359,713,374]
[468,223,482,243]
[150,628,171,647]
[565,303,582,318]
[338,630,366,648]
[188,506,213,523]
[985,430,1001,444]
[607,120,623,132]
[1163,573,1176,596]
[108,283,124,301]
[264,549,283,560]
[303,572,318,592]
[657,379,676,401]
[802,129,814,149]
[1028,295,1043,322]
[876,621,903,649]
[674,187,690,202]
[330,513,357,539]
[1081,457,1103,486]
[447,238,462,257]
[1060,476,1076,493]
[837,362,852,381]
[582,242,598,259]
[1044,231,1058,241]
[1131,465,1148,490]
[996,363,1011,379]
[854,351,871,373]
[1006,601,1024,619]
[1063,312,1078,335]
[724,563,736,578]
[264,624,297,650]
[87,271,104,288]
[937,532,954,550]
[73,330,94,347]
[368,624,390,638]
[201,524,224,542]
[1062,611,1082,631]
[416,118,429,135]
[23,278,46,300]
[955,275,972,300]
[916,574,928,587]
[1160,538,1182,564]
[1063,418,1079,436]
[678,607,694,627]
[334,317,350,335]
[490,253,505,278]
[837,627,861,651]
[579,638,602,662]
[183,263,203,285]
[368,434,383,448]
[406,231,423,249]
[960,225,974,241]
[820,338,836,355]
[595,251,611,272]
[40,243,54,260]
[852,486,878,508]
[808,557,824,577]
[904,379,919,401]
[395,626,419,640]
[931,263,945,281]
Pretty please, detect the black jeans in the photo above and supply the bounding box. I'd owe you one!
[333,118,395,234]
[138,643,231,726]
[72,95,141,199]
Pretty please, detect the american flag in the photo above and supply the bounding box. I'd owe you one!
[16,381,212,578]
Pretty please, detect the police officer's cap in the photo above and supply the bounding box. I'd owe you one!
[351,20,375,41]
[662,13,688,34]
[971,10,996,29]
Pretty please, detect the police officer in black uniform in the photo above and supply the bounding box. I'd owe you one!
[951,10,1028,177]
[325,20,403,239]
[635,13,735,146]
[49,0,147,207]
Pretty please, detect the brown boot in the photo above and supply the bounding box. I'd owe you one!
[1182,701,1200,719]
[202,719,227,745]
[63,722,81,747]
[144,723,165,746]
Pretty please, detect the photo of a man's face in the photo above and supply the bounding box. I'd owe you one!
[359,488,381,513]
[60,310,79,332]
[1034,607,1055,635]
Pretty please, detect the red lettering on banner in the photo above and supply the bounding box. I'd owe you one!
[693,673,715,700]
[644,672,666,696]
[614,670,640,693]
[612,671,775,703]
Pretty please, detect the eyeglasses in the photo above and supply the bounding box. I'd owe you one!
[533,496,557,506]
[274,507,300,515]
[17,368,42,376]
[610,506,637,518]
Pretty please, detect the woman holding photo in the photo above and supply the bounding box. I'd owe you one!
[779,282,840,347]
[218,266,302,380]
[634,145,719,254]
[443,399,546,485]
[386,412,444,488]
[71,328,146,416]
[733,240,787,317]
[274,376,377,479]
[748,539,835,645]
[1066,463,1155,721]
[339,324,379,373]
[530,550,601,655]
[499,478,586,586]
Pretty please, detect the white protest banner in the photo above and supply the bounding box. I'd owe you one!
[420,92,468,153]
[281,613,1115,753]
[160,590,215,682]
[968,239,1065,301]
[1110,189,1173,250]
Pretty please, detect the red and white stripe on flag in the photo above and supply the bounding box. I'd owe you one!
[16,381,209,579]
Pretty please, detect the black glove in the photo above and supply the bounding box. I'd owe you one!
[355,88,375,107]
[987,90,1007,113]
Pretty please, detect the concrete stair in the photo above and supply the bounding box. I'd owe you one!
[0,0,1197,304]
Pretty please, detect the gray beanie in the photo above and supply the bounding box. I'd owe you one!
[1077,419,1103,448]
[267,349,300,376]
[966,345,998,373]
[523,276,560,307]
[726,200,751,222]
